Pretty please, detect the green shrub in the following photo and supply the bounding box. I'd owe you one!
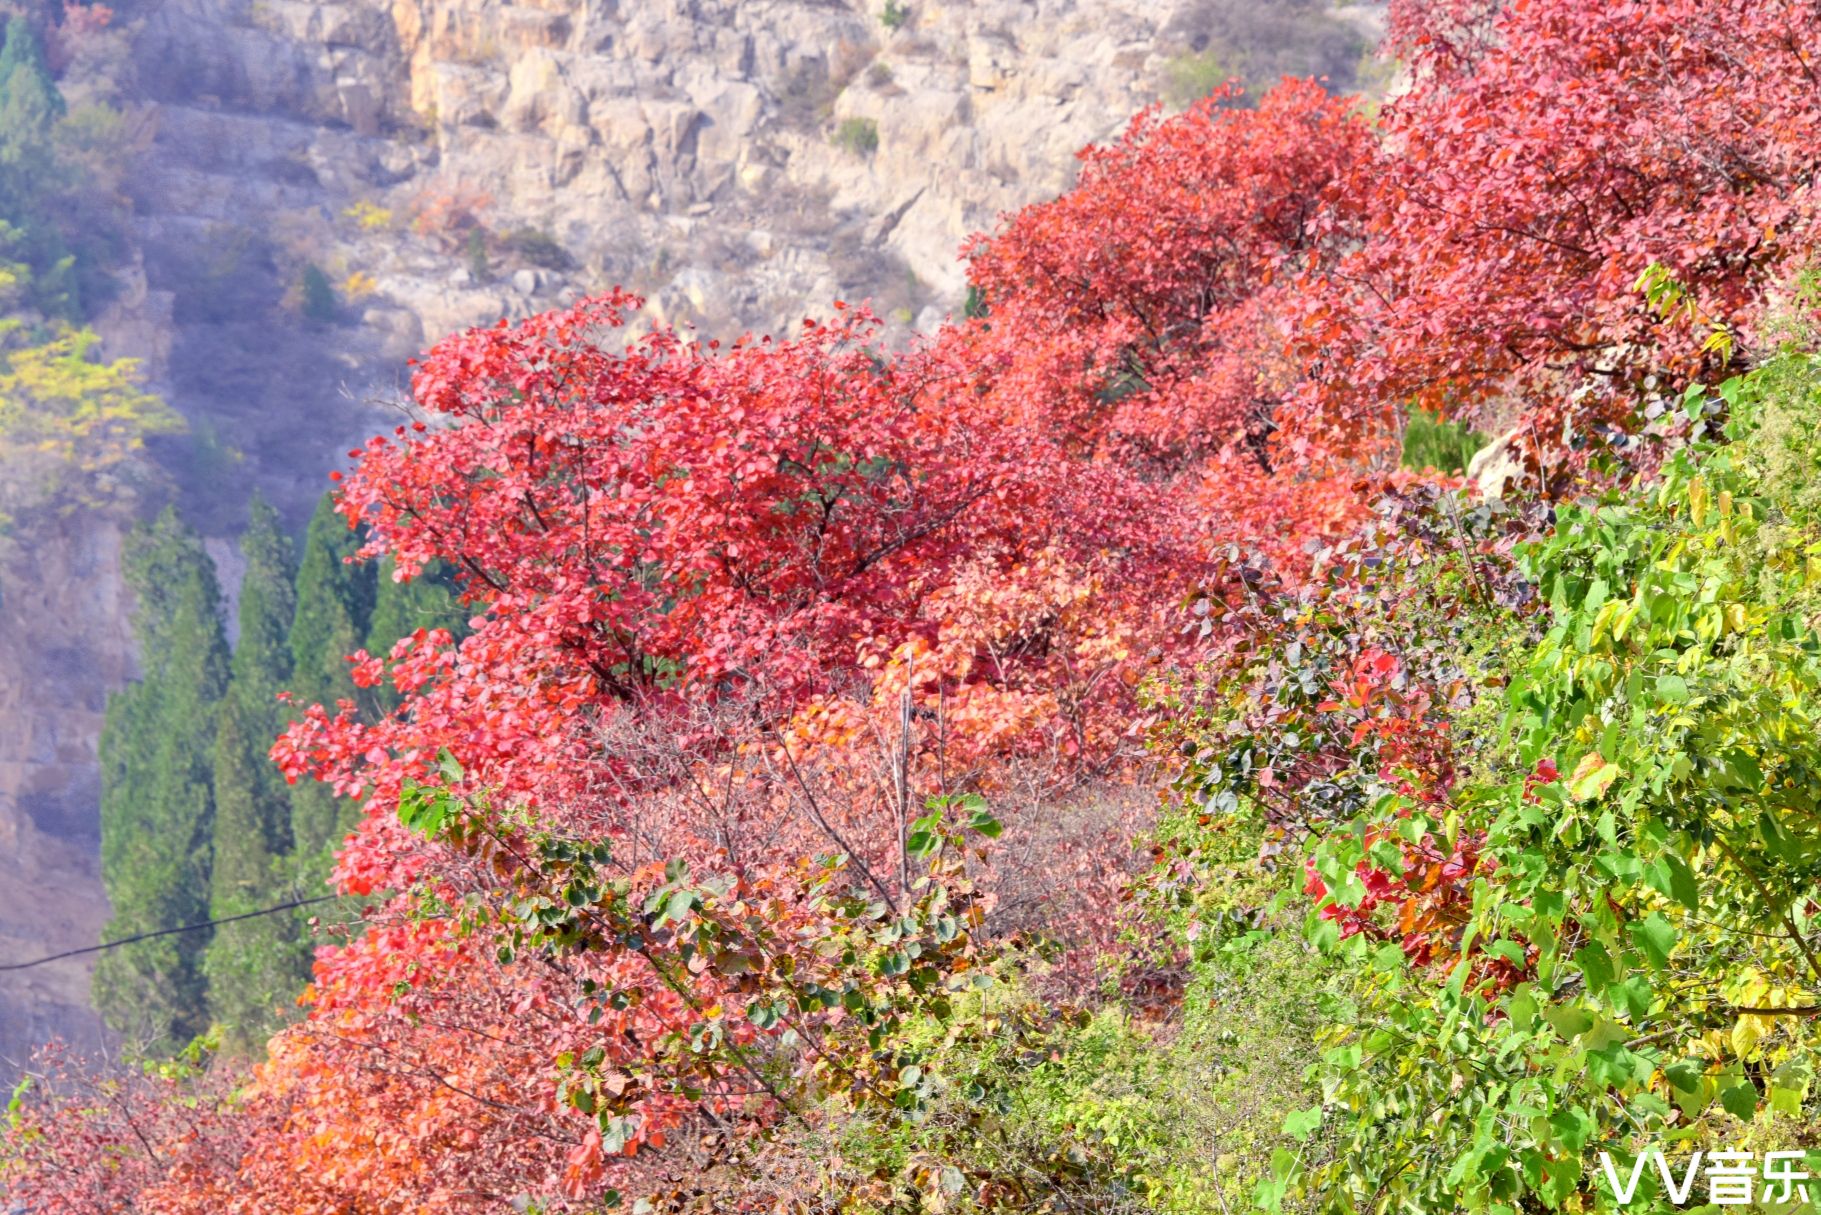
[797,926,1338,1213]
[1161,50,1237,109]
[1161,348,1821,1211]
[503,226,571,270]
[299,263,336,323]
[1295,358,1821,1208]
[1399,406,1488,474]
[833,116,880,156]
[1039,930,1340,1214]
[881,1,910,31]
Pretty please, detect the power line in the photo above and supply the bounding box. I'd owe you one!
[0,895,343,973]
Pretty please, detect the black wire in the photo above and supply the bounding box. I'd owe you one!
[0,895,343,973]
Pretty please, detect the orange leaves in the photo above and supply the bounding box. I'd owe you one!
[561,1127,605,1199]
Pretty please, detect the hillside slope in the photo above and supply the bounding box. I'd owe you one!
[0,0,1379,1070]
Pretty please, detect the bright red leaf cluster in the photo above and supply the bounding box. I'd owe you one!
[1294,0,1821,450]
[958,78,1375,472]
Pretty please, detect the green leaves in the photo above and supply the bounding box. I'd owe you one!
[907,793,1001,860]
[1645,851,1700,912]
[1566,754,1622,802]
[1720,1082,1759,1120]
[396,778,453,838]
[905,814,941,860]
[396,750,473,838]
[1281,1106,1323,1141]
[1259,357,1821,1211]
[653,889,696,927]
[1629,912,1677,968]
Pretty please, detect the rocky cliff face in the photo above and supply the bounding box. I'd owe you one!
[0,518,131,1066]
[0,0,1381,1065]
[366,0,1177,338]
[127,0,1380,358]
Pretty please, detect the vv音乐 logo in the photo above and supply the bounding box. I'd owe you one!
[1599,1150,1812,1207]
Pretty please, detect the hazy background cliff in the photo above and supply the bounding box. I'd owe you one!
[0,0,1382,1068]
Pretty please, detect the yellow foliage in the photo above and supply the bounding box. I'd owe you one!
[0,323,184,527]
[342,200,394,232]
[342,270,379,301]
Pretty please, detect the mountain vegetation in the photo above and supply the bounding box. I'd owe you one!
[92,507,229,1052]
[0,8,177,552]
[287,491,378,864]
[6,0,1821,1212]
[201,495,309,1050]
[87,489,465,1056]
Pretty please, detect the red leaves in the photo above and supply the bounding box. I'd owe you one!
[960,79,1376,475]
[1296,0,1821,451]
[227,279,1222,1208]
[1524,755,1561,802]
[1310,828,1495,974]
[281,286,1223,887]
[562,1127,605,1198]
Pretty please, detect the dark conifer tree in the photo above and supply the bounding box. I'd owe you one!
[0,17,63,114]
[287,490,374,864]
[0,15,75,315]
[363,556,468,716]
[94,507,229,1053]
[203,495,311,1048]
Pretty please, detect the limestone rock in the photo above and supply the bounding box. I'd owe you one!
[1467,428,1532,499]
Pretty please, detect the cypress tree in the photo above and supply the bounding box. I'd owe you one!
[0,16,64,177]
[363,555,468,716]
[203,495,311,1048]
[0,21,66,210]
[287,490,375,863]
[94,507,230,1054]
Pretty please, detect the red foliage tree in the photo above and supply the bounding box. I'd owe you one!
[1294,0,1821,453]
[151,286,1213,1208]
[958,78,1376,473]
[279,292,1204,894]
